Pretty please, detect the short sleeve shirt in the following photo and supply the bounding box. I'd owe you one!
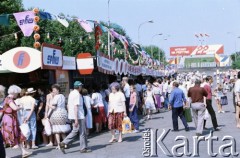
[67,89,84,120]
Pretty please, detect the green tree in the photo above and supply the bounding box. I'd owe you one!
[0,0,24,54]
[143,45,165,63]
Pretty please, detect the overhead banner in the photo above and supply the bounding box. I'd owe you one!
[62,56,76,70]
[1,47,41,73]
[170,44,224,56]
[97,51,163,77]
[42,43,63,69]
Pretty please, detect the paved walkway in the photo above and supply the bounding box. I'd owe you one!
[5,90,240,158]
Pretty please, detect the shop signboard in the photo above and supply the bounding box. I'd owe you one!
[77,53,94,75]
[1,47,41,73]
[42,43,63,69]
[55,70,70,97]
[62,56,76,70]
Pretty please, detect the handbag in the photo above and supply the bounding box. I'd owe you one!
[122,117,132,134]
[183,108,192,122]
[41,118,52,136]
[204,109,210,120]
[220,96,228,105]
[19,123,31,139]
[92,106,99,115]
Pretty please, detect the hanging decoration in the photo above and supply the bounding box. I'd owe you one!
[32,8,41,49]
[95,24,102,51]
[13,11,36,37]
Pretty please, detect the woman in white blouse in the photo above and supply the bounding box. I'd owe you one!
[82,88,93,135]
[108,82,126,143]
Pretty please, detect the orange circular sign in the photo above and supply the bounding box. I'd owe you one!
[13,51,30,69]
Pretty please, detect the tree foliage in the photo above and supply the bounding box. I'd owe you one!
[0,0,164,64]
[143,45,165,62]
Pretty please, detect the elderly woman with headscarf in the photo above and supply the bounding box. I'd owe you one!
[108,82,127,143]
[1,85,32,158]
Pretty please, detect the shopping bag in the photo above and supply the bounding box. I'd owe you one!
[183,108,192,122]
[220,96,228,105]
[42,118,52,136]
[204,109,210,120]
[122,117,132,134]
[19,123,30,139]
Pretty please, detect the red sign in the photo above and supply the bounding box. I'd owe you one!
[170,45,224,56]
[77,53,94,75]
[13,51,30,69]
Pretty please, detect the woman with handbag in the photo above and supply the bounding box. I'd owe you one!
[1,85,32,158]
[19,88,38,149]
[91,86,106,133]
[214,84,226,113]
[48,84,71,150]
[108,82,127,143]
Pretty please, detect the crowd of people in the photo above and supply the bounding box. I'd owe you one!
[0,69,240,158]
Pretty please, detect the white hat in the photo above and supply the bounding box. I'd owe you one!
[26,88,36,94]
[8,85,21,95]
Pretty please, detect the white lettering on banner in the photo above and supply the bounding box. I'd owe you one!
[42,47,63,67]
[62,56,76,70]
[98,56,113,72]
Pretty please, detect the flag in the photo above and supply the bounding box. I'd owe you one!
[39,11,52,20]
[195,34,199,38]
[0,14,9,26]
[109,29,120,39]
[200,33,203,37]
[57,15,69,27]
[13,11,36,37]
[214,53,221,63]
[205,34,210,37]
[78,19,93,32]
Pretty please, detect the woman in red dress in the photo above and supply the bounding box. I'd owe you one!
[1,85,32,158]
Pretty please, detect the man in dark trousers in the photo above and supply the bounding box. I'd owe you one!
[168,82,189,132]
[203,76,221,131]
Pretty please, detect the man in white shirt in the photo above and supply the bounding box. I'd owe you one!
[122,77,130,116]
[60,81,91,154]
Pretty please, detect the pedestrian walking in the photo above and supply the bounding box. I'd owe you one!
[1,85,32,158]
[234,71,240,128]
[188,80,208,136]
[129,85,139,133]
[168,82,189,132]
[122,77,130,116]
[60,81,91,153]
[0,85,6,158]
[108,82,127,143]
[143,83,156,120]
[203,76,221,131]
[82,89,93,135]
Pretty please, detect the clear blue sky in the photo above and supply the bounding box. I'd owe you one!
[23,0,240,57]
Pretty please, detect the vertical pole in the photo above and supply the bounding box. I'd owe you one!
[108,0,111,57]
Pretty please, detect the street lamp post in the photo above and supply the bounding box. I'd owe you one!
[107,0,111,57]
[227,32,240,62]
[138,20,154,45]
[151,33,162,57]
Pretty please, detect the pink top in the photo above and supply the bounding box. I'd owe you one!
[129,92,137,105]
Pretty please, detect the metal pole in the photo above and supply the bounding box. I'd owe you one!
[107,0,110,57]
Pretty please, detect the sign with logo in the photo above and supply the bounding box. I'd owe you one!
[55,70,70,97]
[170,45,224,56]
[1,47,41,73]
[77,53,94,75]
[42,43,63,69]
[62,56,76,70]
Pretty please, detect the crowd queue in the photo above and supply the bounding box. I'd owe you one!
[0,69,240,158]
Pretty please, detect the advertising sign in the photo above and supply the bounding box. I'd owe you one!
[42,43,63,69]
[77,53,94,75]
[1,47,41,73]
[62,56,76,70]
[170,45,224,56]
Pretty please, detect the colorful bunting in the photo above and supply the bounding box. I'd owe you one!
[0,14,10,26]
[39,11,52,20]
[13,11,36,37]
[56,15,69,27]
[78,19,93,33]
